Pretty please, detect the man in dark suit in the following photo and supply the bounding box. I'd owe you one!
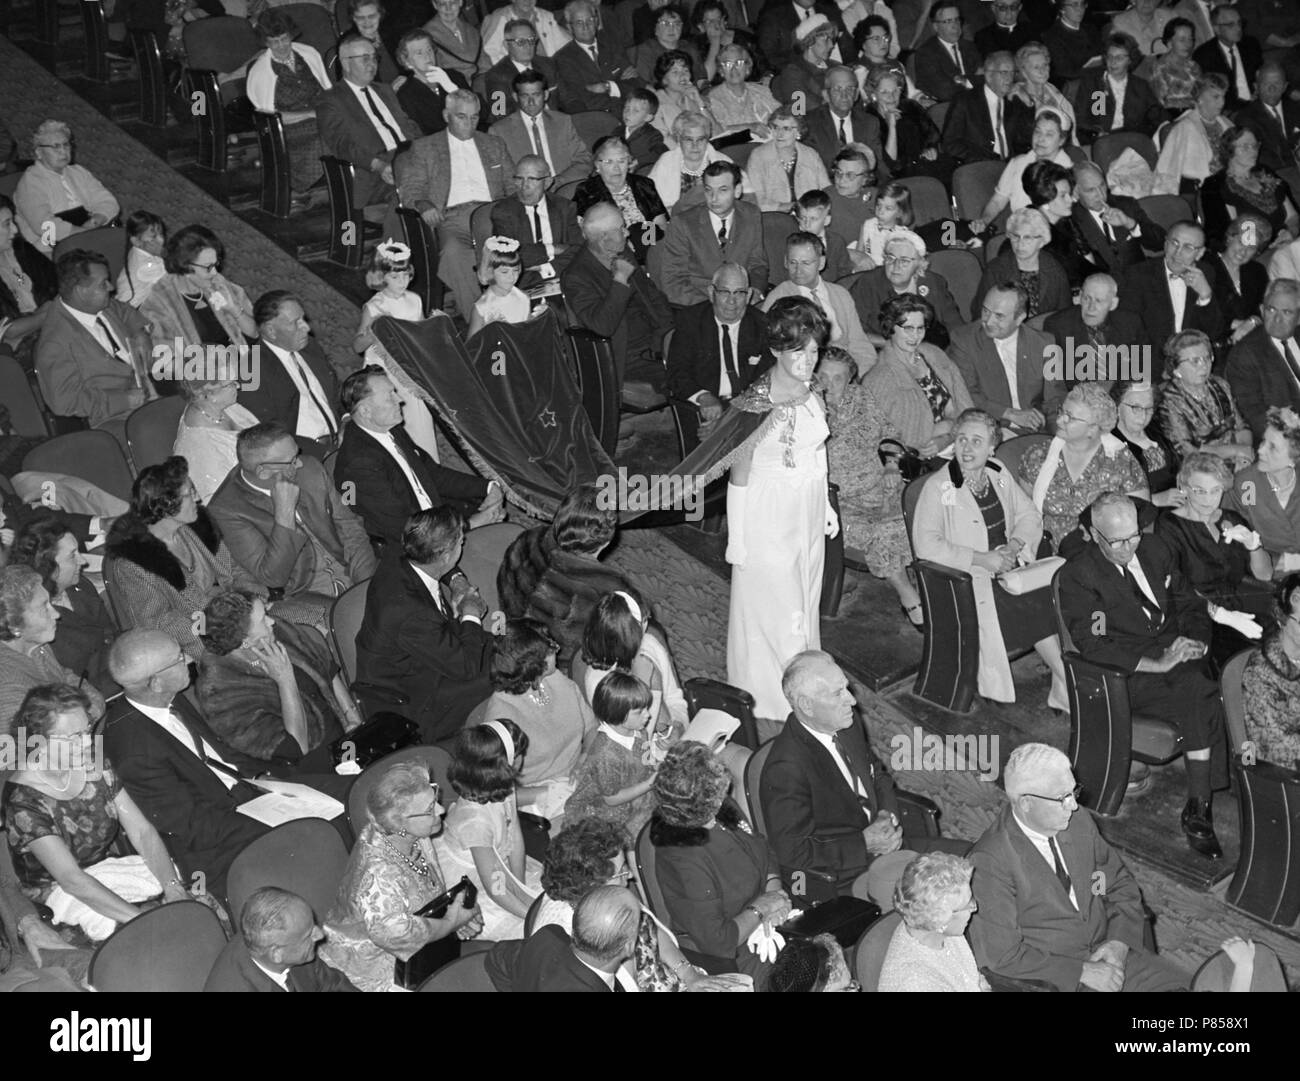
[334,369,498,546]
[207,422,377,603]
[969,742,1189,991]
[487,886,641,991]
[948,281,1065,432]
[1072,37,1164,142]
[1041,0,1101,83]
[1225,278,1300,439]
[1234,62,1300,173]
[239,291,351,457]
[973,0,1036,57]
[803,66,885,174]
[667,263,771,450]
[913,2,982,103]
[1193,4,1262,108]
[760,652,967,903]
[563,202,675,406]
[552,0,639,116]
[204,887,360,992]
[489,154,583,284]
[315,33,420,212]
[488,69,592,188]
[1070,163,1166,279]
[656,160,767,307]
[1058,492,1236,856]
[395,90,517,321]
[355,506,494,745]
[1044,273,1151,386]
[940,52,1033,164]
[481,17,558,118]
[1116,222,1224,381]
[103,629,271,905]
[757,0,855,78]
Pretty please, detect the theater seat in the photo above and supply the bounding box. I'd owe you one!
[225,818,349,925]
[417,951,495,990]
[88,901,227,992]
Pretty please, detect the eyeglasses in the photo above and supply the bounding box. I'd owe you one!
[1187,485,1224,497]
[260,453,303,469]
[404,782,441,816]
[833,168,867,179]
[1024,783,1083,806]
[882,253,918,266]
[1177,354,1211,368]
[865,32,891,41]
[38,141,72,150]
[189,260,219,272]
[513,174,551,182]
[341,52,378,63]
[1057,409,1092,425]
[1121,401,1154,415]
[152,654,189,679]
[505,36,537,45]
[712,287,749,300]
[1093,528,1141,549]
[719,59,746,69]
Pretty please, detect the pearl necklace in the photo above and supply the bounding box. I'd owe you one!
[382,834,433,879]
[1269,466,1296,493]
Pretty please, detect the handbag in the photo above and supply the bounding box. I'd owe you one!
[778,896,880,950]
[997,556,1066,596]
[393,934,461,989]
[329,711,421,768]
[877,438,940,482]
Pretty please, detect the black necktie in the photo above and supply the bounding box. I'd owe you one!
[530,203,542,245]
[1122,564,1160,626]
[717,217,728,247]
[830,732,870,808]
[1049,836,1072,897]
[362,84,402,146]
[720,322,739,387]
[1278,338,1300,385]
[838,117,847,145]
[96,314,125,359]
[1228,47,1238,90]
[588,44,600,70]
[611,978,624,991]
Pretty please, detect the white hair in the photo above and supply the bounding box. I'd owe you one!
[1003,743,1071,800]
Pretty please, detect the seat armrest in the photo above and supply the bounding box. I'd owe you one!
[896,790,941,838]
[914,558,973,585]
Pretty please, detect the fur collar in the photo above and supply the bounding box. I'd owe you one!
[107,508,221,591]
[649,799,744,847]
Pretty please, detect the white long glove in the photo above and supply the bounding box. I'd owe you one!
[746,921,785,964]
[1212,606,1263,640]
[726,483,748,566]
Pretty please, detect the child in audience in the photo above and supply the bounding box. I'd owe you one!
[857,181,914,267]
[115,210,167,307]
[467,237,532,337]
[564,671,658,836]
[352,239,441,460]
[621,88,667,167]
[796,190,852,281]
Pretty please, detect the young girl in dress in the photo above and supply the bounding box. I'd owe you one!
[351,239,441,462]
[467,236,532,338]
[564,670,658,837]
[115,210,167,307]
[434,718,543,941]
[857,182,914,267]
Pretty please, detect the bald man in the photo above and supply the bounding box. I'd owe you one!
[102,629,270,905]
[560,201,674,408]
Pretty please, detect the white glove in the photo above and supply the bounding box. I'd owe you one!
[825,502,839,539]
[1222,523,1261,551]
[745,922,785,964]
[1212,607,1263,640]
[424,65,460,92]
[725,483,748,566]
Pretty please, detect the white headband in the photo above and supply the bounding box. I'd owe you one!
[614,590,643,623]
[482,720,515,763]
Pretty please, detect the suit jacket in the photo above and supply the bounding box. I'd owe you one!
[1041,306,1150,386]
[482,55,557,118]
[396,130,516,211]
[1208,250,1268,329]
[552,38,637,116]
[657,201,768,307]
[912,35,982,103]
[35,298,152,427]
[354,548,494,744]
[973,20,1035,58]
[1068,196,1165,278]
[760,715,899,898]
[237,338,345,442]
[667,302,771,402]
[486,925,612,991]
[1233,96,1300,173]
[101,695,269,903]
[804,103,886,175]
[939,86,1033,164]
[333,422,488,545]
[204,935,361,992]
[946,319,1065,420]
[756,0,855,76]
[316,79,420,207]
[1116,256,1225,381]
[394,68,470,136]
[1193,35,1263,109]
[488,109,592,188]
[762,279,874,367]
[619,122,666,169]
[968,803,1146,991]
[972,249,1071,321]
[1058,533,1211,673]
[1224,324,1300,440]
[489,194,582,274]
[848,267,964,345]
[562,246,675,369]
[206,455,378,598]
[1041,18,1101,83]
[1072,69,1163,140]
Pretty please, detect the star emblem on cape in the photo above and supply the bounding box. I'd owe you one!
[539,408,557,428]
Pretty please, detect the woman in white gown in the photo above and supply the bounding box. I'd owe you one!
[725,297,838,720]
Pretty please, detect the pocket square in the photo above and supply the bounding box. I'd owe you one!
[747,355,762,365]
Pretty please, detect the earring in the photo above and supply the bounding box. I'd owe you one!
[397,827,409,838]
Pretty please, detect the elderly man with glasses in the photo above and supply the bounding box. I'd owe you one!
[482,17,559,114]
[480,0,569,68]
[489,153,582,283]
[1056,491,1232,859]
[968,742,1190,991]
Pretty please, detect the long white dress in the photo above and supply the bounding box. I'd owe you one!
[360,289,441,463]
[726,393,830,719]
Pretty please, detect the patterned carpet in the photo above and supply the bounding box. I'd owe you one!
[7,30,1300,987]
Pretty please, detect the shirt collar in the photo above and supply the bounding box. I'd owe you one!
[61,298,102,330]
[250,954,292,991]
[598,722,637,750]
[125,697,179,725]
[1011,809,1058,845]
[411,563,445,607]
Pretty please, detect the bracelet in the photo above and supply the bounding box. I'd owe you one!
[744,903,764,921]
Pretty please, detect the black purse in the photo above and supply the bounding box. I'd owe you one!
[393,877,479,989]
[329,711,421,768]
[778,897,881,950]
[877,438,940,482]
